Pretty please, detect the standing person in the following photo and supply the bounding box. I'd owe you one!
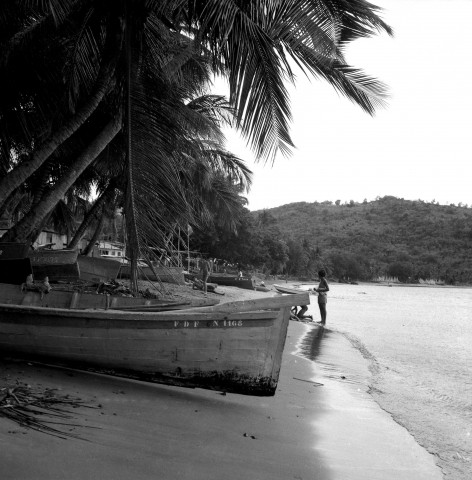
[313,269,329,325]
[200,258,210,296]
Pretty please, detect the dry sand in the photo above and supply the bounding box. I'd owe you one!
[0,285,443,480]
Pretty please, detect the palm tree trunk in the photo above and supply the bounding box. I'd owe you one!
[26,212,53,246]
[31,160,54,205]
[82,210,105,256]
[0,30,121,209]
[0,187,23,221]
[68,184,114,250]
[1,114,122,243]
[124,9,139,294]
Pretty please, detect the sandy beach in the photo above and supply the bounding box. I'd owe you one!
[1,284,443,480]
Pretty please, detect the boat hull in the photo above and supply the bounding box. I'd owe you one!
[28,249,80,282]
[0,258,33,284]
[77,255,121,283]
[119,265,185,285]
[0,242,30,259]
[255,285,271,292]
[0,283,309,396]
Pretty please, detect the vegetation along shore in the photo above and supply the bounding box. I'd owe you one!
[190,196,472,286]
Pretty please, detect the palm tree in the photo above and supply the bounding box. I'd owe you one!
[0,1,123,207]
[1,115,122,242]
[67,182,119,250]
[0,1,391,202]
[0,0,392,289]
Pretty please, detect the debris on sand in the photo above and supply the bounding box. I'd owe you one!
[0,381,100,440]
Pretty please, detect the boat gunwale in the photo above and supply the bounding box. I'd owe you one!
[0,287,309,314]
[0,302,280,323]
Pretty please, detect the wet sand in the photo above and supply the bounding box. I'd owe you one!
[0,287,443,480]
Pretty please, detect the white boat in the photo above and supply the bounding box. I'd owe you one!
[273,284,304,295]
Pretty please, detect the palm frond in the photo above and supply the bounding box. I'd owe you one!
[186,94,236,129]
[178,0,392,161]
[194,145,252,190]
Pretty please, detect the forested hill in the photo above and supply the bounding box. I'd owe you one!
[255,196,472,284]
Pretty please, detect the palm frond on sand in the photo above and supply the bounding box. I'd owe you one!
[0,381,99,440]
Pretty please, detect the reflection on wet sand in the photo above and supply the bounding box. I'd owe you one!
[298,325,370,388]
[299,325,328,362]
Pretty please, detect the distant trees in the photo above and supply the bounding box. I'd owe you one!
[191,195,472,285]
[197,208,289,274]
[247,196,472,285]
[286,238,319,279]
[387,262,413,283]
[328,252,369,281]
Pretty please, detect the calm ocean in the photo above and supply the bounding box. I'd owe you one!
[299,283,471,480]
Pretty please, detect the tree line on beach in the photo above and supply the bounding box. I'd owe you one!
[191,196,472,285]
[0,1,391,291]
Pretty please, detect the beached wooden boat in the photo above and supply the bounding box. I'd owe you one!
[0,283,309,396]
[0,242,31,259]
[0,258,33,284]
[28,248,78,265]
[77,255,121,283]
[119,265,185,285]
[1,242,123,284]
[273,284,303,295]
[28,248,79,282]
[0,243,34,284]
[1,247,80,284]
[255,285,271,292]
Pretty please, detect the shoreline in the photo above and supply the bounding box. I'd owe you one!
[295,323,443,480]
[1,285,443,479]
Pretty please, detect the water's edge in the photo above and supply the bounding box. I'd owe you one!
[340,330,446,477]
[297,325,446,478]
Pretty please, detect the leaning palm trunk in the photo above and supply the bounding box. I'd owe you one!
[31,158,55,205]
[68,184,115,250]
[0,42,120,210]
[0,187,24,221]
[26,211,53,247]
[1,115,122,243]
[82,210,106,256]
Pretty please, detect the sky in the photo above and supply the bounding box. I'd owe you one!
[216,0,472,211]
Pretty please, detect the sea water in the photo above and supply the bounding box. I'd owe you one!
[299,283,472,480]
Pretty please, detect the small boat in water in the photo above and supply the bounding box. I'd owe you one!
[273,284,304,295]
[0,283,309,396]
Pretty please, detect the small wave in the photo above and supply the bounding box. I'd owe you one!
[341,331,381,377]
[297,327,372,390]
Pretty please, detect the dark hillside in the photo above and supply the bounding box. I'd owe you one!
[254,196,472,284]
